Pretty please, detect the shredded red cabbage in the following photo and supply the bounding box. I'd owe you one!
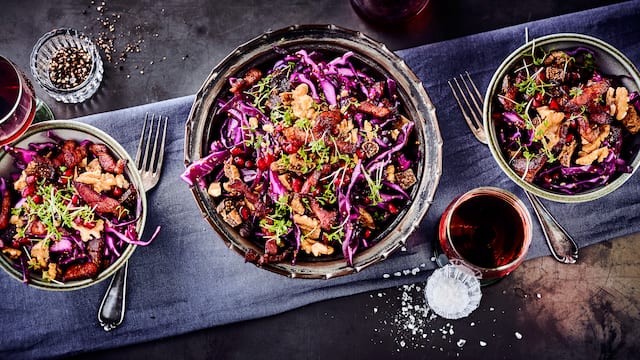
[182,49,419,267]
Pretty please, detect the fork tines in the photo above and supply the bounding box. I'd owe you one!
[136,112,168,175]
[448,71,488,144]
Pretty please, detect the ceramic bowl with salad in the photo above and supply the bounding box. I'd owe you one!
[183,25,442,279]
[0,121,151,290]
[484,33,640,202]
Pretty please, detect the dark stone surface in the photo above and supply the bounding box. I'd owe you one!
[3,0,639,359]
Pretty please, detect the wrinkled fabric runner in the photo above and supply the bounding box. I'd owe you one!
[2,2,640,358]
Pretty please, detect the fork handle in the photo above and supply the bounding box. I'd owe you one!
[98,261,128,331]
[525,191,579,264]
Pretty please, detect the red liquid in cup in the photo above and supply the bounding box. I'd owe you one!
[350,0,429,24]
[0,61,20,118]
[439,187,532,280]
[0,57,36,145]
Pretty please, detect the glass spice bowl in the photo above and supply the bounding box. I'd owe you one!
[30,28,104,104]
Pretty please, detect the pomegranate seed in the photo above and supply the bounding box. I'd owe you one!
[245,160,255,169]
[549,98,560,111]
[388,203,398,215]
[364,229,372,239]
[32,195,43,204]
[566,133,574,143]
[239,206,251,221]
[83,221,96,229]
[231,146,244,156]
[257,153,275,171]
[257,158,268,171]
[234,156,245,167]
[112,187,123,197]
[284,143,299,154]
[534,93,544,102]
[71,194,81,206]
[292,178,303,193]
[22,184,36,198]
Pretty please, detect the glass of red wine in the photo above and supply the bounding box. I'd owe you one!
[436,187,533,285]
[350,0,430,24]
[0,55,54,146]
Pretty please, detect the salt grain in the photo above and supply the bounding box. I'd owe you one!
[515,331,523,340]
[480,341,487,347]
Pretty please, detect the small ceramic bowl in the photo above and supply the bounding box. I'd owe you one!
[483,33,640,202]
[30,28,104,104]
[184,24,443,279]
[0,121,146,291]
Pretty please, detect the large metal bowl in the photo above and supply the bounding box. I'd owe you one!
[184,24,442,279]
[0,121,146,290]
[483,33,640,202]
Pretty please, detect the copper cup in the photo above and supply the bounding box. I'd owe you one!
[438,187,533,280]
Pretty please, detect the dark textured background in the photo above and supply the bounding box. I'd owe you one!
[2,1,639,359]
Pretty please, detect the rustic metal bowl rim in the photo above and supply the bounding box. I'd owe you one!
[184,24,443,279]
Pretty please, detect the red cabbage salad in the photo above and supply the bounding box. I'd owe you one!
[0,133,159,285]
[492,46,640,194]
[182,49,420,266]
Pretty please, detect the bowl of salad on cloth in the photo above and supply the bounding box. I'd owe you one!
[484,33,640,203]
[0,121,156,290]
[182,24,442,279]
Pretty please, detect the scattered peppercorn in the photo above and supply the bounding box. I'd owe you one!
[48,47,93,89]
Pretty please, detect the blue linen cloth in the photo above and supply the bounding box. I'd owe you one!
[2,1,640,358]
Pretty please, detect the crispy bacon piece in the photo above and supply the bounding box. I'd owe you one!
[564,80,610,113]
[499,75,519,112]
[309,198,337,231]
[282,126,307,147]
[0,187,11,230]
[245,248,294,266]
[334,140,357,154]
[265,239,279,255]
[230,67,263,94]
[357,101,391,118]
[312,110,342,138]
[87,238,104,266]
[62,262,99,282]
[74,182,121,215]
[54,140,88,169]
[89,144,126,174]
[227,180,268,217]
[511,154,547,183]
[300,170,321,194]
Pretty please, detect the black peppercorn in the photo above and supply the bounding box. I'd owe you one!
[48,47,92,89]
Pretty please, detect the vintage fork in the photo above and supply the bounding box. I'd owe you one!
[449,72,579,264]
[98,113,168,331]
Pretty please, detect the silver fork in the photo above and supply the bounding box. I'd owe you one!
[449,72,579,264]
[98,113,168,331]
